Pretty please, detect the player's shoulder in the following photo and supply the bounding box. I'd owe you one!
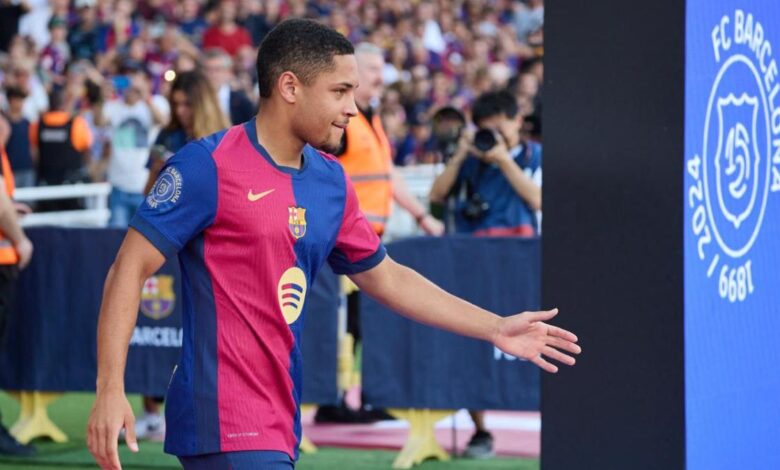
[191,126,233,155]
[305,145,348,181]
[311,146,340,164]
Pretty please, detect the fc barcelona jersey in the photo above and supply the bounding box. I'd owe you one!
[129,117,386,459]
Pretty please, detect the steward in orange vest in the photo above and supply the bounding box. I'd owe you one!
[336,107,393,235]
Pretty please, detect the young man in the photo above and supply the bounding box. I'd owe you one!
[101,71,167,227]
[429,90,542,236]
[86,20,579,470]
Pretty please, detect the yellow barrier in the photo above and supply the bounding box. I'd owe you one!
[8,391,68,444]
[388,408,453,469]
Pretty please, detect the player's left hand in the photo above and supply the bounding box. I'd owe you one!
[492,308,580,373]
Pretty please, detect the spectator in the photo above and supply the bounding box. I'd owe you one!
[18,0,66,51]
[40,16,71,89]
[203,48,254,124]
[429,89,541,236]
[1,87,35,188]
[394,112,433,166]
[513,0,544,44]
[3,60,49,124]
[144,70,229,194]
[202,0,253,57]
[177,0,209,46]
[30,87,93,191]
[237,0,277,47]
[103,0,141,52]
[101,72,165,227]
[68,0,101,62]
[0,0,31,53]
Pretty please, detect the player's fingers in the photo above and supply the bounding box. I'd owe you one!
[95,424,107,467]
[105,426,121,470]
[546,335,582,354]
[86,423,93,455]
[543,346,576,366]
[546,324,577,342]
[124,414,139,453]
[531,354,559,373]
[525,308,559,323]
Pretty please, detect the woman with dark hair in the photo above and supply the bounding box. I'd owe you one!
[135,70,229,442]
[143,70,230,194]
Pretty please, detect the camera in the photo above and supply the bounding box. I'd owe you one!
[473,128,497,152]
[431,107,466,162]
[461,191,490,221]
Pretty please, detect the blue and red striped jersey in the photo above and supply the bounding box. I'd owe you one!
[129,118,386,459]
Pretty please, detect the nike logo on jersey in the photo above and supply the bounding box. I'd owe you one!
[247,189,275,201]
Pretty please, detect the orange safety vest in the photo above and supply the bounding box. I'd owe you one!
[0,148,19,265]
[339,111,393,234]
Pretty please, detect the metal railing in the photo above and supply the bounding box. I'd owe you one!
[14,183,112,227]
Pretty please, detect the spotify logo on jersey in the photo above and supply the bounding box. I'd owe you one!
[277,267,307,324]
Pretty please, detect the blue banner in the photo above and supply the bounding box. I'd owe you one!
[362,236,541,410]
[0,228,338,404]
[685,1,780,468]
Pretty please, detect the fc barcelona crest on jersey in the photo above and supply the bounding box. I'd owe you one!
[140,275,176,320]
[288,206,307,239]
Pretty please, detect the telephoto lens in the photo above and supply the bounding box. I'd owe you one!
[473,129,497,152]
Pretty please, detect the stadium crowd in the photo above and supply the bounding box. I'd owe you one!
[0,0,543,187]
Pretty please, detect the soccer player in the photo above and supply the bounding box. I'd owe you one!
[86,19,580,470]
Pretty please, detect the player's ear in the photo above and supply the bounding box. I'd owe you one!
[278,71,299,104]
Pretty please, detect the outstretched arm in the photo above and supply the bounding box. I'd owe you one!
[87,229,166,470]
[349,256,580,372]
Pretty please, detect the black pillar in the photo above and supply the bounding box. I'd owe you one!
[541,0,686,468]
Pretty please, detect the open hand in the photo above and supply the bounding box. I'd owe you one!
[492,308,580,373]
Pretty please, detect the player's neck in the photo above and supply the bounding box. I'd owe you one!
[255,111,305,169]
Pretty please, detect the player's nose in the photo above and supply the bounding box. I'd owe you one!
[345,98,358,118]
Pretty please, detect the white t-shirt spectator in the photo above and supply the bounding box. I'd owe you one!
[104,99,153,193]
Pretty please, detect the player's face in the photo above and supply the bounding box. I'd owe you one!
[296,54,359,153]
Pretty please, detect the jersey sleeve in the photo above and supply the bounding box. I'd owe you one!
[328,172,386,275]
[129,141,218,258]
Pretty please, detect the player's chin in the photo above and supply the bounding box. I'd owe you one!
[318,132,342,154]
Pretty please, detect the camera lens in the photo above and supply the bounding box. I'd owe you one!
[473,129,497,152]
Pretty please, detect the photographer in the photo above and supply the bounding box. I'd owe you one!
[429,90,541,237]
[428,90,542,459]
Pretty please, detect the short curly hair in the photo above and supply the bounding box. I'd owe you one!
[256,19,355,99]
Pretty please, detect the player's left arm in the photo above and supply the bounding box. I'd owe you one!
[349,256,580,373]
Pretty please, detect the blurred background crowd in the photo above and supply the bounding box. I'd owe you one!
[0,0,543,200]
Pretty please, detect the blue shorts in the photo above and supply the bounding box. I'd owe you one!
[178,450,294,469]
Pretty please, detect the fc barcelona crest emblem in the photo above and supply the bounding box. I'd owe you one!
[288,206,307,239]
[140,275,176,320]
